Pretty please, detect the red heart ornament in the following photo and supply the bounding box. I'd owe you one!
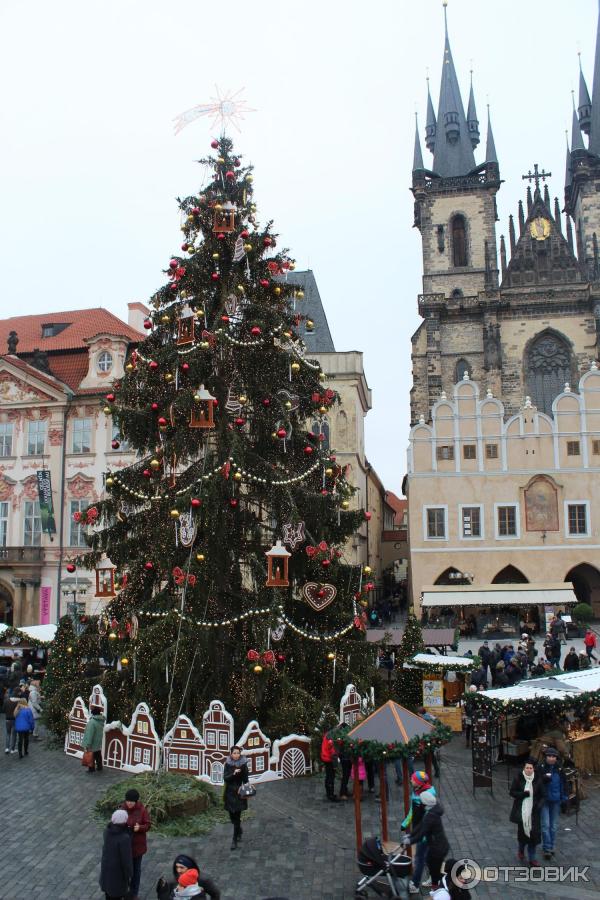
[302,582,337,612]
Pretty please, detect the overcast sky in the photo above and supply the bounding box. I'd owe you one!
[0,0,596,493]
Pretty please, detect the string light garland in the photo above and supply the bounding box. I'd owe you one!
[329,721,453,763]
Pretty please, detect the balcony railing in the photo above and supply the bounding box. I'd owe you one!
[0,547,44,564]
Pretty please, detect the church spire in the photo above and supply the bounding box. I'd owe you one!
[565,132,572,190]
[466,72,480,149]
[413,113,425,172]
[587,0,600,155]
[485,106,498,164]
[432,4,476,177]
[572,98,586,154]
[425,78,437,153]
[578,53,592,136]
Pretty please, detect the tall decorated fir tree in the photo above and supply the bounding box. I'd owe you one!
[394,612,426,709]
[67,137,374,734]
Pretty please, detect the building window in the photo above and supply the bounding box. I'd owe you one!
[179,754,188,770]
[425,507,447,540]
[142,748,151,765]
[189,755,199,771]
[219,731,229,748]
[0,502,7,547]
[455,359,470,382]
[255,756,265,772]
[111,424,130,451]
[168,753,178,768]
[593,439,600,455]
[496,505,518,538]
[461,506,482,538]
[246,759,253,773]
[69,500,87,547]
[23,500,41,546]
[485,443,499,459]
[566,503,589,536]
[72,418,92,454]
[463,444,477,460]
[27,420,46,456]
[452,215,468,267]
[0,423,13,457]
[205,730,216,748]
[97,351,113,373]
[525,331,573,417]
[436,445,454,461]
[567,440,580,457]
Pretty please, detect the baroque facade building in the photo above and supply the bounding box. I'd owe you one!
[0,306,144,625]
[406,6,600,616]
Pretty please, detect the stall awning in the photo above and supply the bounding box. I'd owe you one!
[409,653,475,669]
[366,628,456,647]
[0,623,57,644]
[421,583,577,609]
[480,667,600,702]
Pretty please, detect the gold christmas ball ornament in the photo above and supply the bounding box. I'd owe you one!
[195,309,205,318]
[103,405,112,415]
[67,646,73,653]
[274,286,282,296]
[214,202,223,210]
[212,252,220,260]
[108,632,117,640]
[217,157,225,165]
[150,458,161,470]
[121,657,129,665]
[244,243,252,252]
[319,371,326,381]
[253,664,263,673]
[105,476,114,487]
[325,467,333,476]
[319,405,328,414]
[363,565,372,575]
[250,204,257,212]
[341,500,350,510]
[236,284,245,293]
[296,290,304,299]
[233,471,242,481]
[285,400,292,410]
[239,395,247,405]
[169,508,180,519]
[290,362,301,373]
[289,262,296,271]
[360,599,368,608]
[125,363,134,372]
[186,214,194,223]
[196,552,205,562]
[200,341,210,350]
[271,432,277,439]
[164,373,174,382]
[327,651,335,661]
[160,314,170,324]
[246,175,254,183]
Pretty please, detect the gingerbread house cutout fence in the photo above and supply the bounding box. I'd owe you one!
[340,683,364,725]
[65,687,312,783]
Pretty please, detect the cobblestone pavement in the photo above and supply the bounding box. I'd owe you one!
[1,727,598,900]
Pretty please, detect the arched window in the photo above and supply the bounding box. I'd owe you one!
[525,331,573,416]
[455,359,470,382]
[452,215,468,267]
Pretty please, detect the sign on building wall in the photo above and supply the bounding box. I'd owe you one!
[36,470,57,535]
[423,677,444,708]
[39,586,51,625]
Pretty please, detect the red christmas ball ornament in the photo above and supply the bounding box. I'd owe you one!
[247,649,260,662]
[190,498,202,508]
[263,236,272,247]
[225,170,235,180]
[191,206,200,215]
[210,139,219,149]
[250,326,261,336]
[181,243,189,251]
[221,315,230,323]
[181,362,189,372]
[105,393,115,402]
[111,439,120,449]
[66,563,76,574]
[110,618,118,629]
[234,158,241,167]
[277,427,287,439]
[169,259,178,270]
[275,652,286,664]
[143,319,152,330]
[241,229,249,239]
[304,445,314,455]
[151,402,159,411]
[262,398,270,406]
[143,469,151,478]
[217,232,225,241]
[149,361,159,370]
[364,511,372,521]
[321,489,329,496]
[229,498,238,508]
[157,417,167,427]
[234,417,245,426]
[211,272,219,281]
[259,278,269,288]
[144,561,154,571]
[321,558,331,568]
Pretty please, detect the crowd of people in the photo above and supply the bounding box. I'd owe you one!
[1,658,42,758]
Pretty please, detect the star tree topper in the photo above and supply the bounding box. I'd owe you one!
[174,86,255,135]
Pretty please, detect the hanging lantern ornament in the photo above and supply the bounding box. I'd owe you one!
[190,385,217,429]
[265,540,291,587]
[95,554,116,598]
[177,303,195,346]
[212,200,237,233]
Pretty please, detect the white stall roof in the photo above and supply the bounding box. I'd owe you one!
[0,623,56,643]
[421,583,577,608]
[410,653,475,668]
[480,667,600,702]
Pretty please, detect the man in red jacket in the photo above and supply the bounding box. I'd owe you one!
[584,629,598,665]
[320,730,339,802]
[120,788,151,900]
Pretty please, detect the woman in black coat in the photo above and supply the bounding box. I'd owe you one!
[99,810,133,900]
[509,760,545,866]
[223,745,250,850]
[402,788,449,888]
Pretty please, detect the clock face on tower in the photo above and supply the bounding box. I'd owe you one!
[530,216,552,241]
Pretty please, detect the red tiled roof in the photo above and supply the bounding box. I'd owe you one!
[0,308,141,352]
[46,353,90,392]
[1,355,71,395]
[385,491,407,527]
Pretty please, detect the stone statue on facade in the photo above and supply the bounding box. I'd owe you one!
[7,331,18,354]
[483,322,502,370]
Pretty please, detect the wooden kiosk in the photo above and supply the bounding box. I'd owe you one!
[408,652,478,732]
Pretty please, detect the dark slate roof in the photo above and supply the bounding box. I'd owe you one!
[284,270,335,352]
[413,115,425,172]
[431,24,476,177]
[579,62,592,114]
[501,190,582,288]
[485,110,498,164]
[347,700,434,744]
[571,104,586,152]
[588,2,600,155]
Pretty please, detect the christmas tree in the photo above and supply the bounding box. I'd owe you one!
[393,612,426,709]
[61,137,374,735]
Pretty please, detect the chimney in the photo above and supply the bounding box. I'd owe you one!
[127,301,150,334]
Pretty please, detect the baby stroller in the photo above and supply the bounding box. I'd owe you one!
[355,836,411,899]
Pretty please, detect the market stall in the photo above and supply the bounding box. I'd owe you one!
[473,668,600,775]
[0,623,56,676]
[407,653,478,731]
[421,583,577,639]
